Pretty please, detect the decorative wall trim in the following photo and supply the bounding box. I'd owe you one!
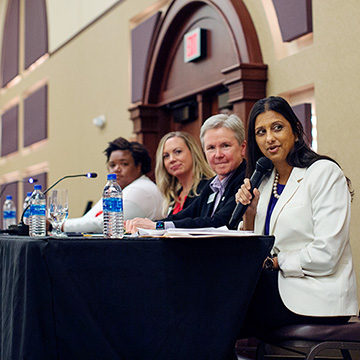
[25,0,48,69]
[23,84,48,147]
[272,0,313,42]
[1,104,19,156]
[1,0,20,87]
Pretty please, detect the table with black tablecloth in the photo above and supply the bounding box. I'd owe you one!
[0,234,274,360]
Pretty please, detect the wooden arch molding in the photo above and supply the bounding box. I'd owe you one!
[129,0,267,165]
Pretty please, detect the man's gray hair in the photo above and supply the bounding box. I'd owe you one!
[200,113,245,148]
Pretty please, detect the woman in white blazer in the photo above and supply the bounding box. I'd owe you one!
[236,96,358,336]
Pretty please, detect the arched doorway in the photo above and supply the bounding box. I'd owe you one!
[129,0,267,167]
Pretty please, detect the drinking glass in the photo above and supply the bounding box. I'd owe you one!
[47,189,68,237]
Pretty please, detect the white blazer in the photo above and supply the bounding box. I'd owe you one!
[254,159,358,316]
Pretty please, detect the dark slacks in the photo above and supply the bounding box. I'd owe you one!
[240,269,350,339]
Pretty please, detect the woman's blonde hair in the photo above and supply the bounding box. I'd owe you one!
[155,131,214,212]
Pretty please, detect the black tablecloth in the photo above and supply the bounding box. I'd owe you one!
[0,235,274,360]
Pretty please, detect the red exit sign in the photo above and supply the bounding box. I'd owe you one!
[184,28,206,63]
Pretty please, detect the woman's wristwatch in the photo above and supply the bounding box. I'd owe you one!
[155,221,165,230]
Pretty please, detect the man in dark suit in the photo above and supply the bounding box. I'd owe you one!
[125,113,246,232]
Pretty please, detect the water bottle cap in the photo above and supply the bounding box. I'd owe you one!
[34,185,42,190]
[107,174,117,180]
[27,192,32,196]
[6,195,12,200]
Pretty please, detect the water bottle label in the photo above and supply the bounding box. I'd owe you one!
[3,210,16,219]
[30,204,46,216]
[103,198,123,212]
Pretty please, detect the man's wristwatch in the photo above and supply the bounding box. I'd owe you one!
[155,221,165,230]
[264,256,276,271]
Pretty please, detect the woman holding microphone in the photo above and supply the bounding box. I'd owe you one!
[236,96,357,337]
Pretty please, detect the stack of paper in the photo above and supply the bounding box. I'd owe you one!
[135,226,255,238]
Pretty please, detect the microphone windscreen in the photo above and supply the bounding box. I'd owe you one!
[255,157,273,175]
[87,172,98,178]
[228,157,273,229]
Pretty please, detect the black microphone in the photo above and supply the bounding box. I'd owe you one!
[43,172,98,195]
[0,178,38,199]
[5,172,98,235]
[228,157,273,229]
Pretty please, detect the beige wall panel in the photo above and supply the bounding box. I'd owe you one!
[47,0,120,52]
[313,0,360,302]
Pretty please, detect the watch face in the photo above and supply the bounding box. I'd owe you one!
[156,221,165,230]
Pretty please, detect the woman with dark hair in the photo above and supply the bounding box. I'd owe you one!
[62,137,164,233]
[236,96,357,336]
[104,137,152,176]
[246,96,344,175]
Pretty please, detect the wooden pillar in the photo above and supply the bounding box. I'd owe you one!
[222,63,268,131]
[129,104,169,180]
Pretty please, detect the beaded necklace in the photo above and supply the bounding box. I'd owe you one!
[272,172,281,199]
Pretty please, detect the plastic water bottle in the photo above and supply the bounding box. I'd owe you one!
[3,195,16,229]
[29,185,46,237]
[102,173,123,238]
[23,192,32,226]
